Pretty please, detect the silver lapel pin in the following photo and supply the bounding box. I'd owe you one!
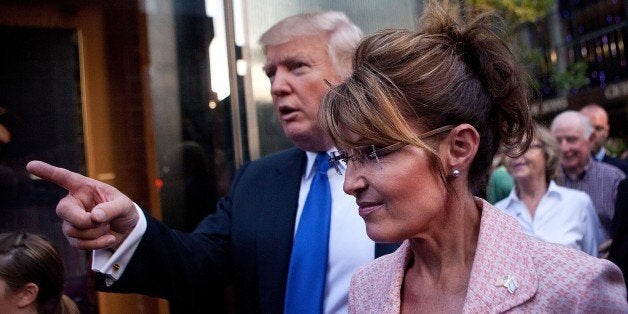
[495,275,517,294]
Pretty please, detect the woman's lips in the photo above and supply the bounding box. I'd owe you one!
[357,201,382,218]
[511,162,526,169]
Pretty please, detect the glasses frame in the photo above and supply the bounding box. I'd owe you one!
[330,125,455,175]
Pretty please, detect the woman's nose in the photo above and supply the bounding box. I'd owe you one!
[343,164,367,196]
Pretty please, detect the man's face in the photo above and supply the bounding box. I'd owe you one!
[264,34,342,152]
[582,110,609,154]
[551,121,591,176]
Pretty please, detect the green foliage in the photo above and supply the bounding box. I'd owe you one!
[466,0,588,93]
[468,0,554,26]
[606,138,627,158]
[515,44,544,90]
[551,61,588,90]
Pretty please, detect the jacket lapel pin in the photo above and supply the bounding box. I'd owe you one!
[495,275,517,294]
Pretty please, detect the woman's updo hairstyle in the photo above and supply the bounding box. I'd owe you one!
[321,1,532,192]
[0,232,79,314]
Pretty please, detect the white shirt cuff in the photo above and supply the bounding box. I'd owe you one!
[91,202,147,286]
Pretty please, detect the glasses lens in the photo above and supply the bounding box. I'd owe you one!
[353,145,387,170]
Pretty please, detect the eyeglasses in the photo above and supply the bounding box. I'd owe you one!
[329,125,455,175]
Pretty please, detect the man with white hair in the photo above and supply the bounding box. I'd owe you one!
[550,110,625,250]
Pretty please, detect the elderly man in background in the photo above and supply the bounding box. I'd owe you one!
[551,110,625,255]
[580,103,628,174]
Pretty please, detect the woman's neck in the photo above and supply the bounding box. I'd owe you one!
[402,194,481,312]
[515,176,548,217]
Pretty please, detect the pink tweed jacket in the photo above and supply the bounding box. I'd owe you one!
[349,198,627,313]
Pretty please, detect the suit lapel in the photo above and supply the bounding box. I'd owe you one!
[255,149,307,311]
[464,199,539,312]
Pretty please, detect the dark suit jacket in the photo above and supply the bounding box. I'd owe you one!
[609,178,628,294]
[97,148,398,313]
[602,154,628,174]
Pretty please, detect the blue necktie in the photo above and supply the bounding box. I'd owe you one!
[284,152,332,314]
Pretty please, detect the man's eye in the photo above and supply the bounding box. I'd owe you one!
[289,62,308,74]
[290,62,305,69]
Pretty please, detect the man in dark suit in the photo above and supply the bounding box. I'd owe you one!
[609,178,628,295]
[26,11,398,314]
[581,103,628,174]
[608,179,628,290]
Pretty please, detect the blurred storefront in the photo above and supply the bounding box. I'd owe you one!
[529,0,627,154]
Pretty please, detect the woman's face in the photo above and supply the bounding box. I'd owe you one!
[504,139,546,182]
[0,278,18,313]
[341,133,448,243]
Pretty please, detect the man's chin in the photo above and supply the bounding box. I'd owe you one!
[562,162,582,174]
[285,131,331,152]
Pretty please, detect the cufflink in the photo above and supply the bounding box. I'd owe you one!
[113,263,121,271]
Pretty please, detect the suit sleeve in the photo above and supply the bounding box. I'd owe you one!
[95,162,251,299]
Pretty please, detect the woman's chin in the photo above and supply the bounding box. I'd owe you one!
[366,225,401,243]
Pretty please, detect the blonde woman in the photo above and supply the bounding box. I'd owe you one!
[496,123,603,257]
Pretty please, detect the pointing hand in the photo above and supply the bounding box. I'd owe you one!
[26,161,139,250]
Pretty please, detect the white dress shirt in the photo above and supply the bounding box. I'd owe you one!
[594,146,606,161]
[495,181,602,257]
[93,150,374,313]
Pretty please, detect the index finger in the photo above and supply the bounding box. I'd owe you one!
[26,160,98,192]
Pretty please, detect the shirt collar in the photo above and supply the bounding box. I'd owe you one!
[545,180,561,200]
[594,147,606,161]
[581,158,594,177]
[305,150,339,179]
[563,158,593,181]
[503,180,559,209]
[501,188,520,211]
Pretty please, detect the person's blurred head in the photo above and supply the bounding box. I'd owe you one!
[579,103,609,155]
[320,3,532,241]
[260,11,363,152]
[504,123,561,186]
[550,110,593,177]
[0,232,78,314]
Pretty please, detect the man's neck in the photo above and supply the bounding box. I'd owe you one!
[564,159,590,181]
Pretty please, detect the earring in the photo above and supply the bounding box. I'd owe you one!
[452,169,461,177]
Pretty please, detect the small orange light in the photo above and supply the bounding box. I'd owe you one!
[155,178,163,189]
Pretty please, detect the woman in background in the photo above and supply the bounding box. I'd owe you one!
[496,123,602,256]
[320,2,626,312]
[0,232,79,314]
[486,150,514,204]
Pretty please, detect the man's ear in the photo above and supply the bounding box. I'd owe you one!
[16,282,38,308]
[441,124,480,173]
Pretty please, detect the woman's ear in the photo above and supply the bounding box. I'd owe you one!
[442,124,480,174]
[16,282,38,308]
